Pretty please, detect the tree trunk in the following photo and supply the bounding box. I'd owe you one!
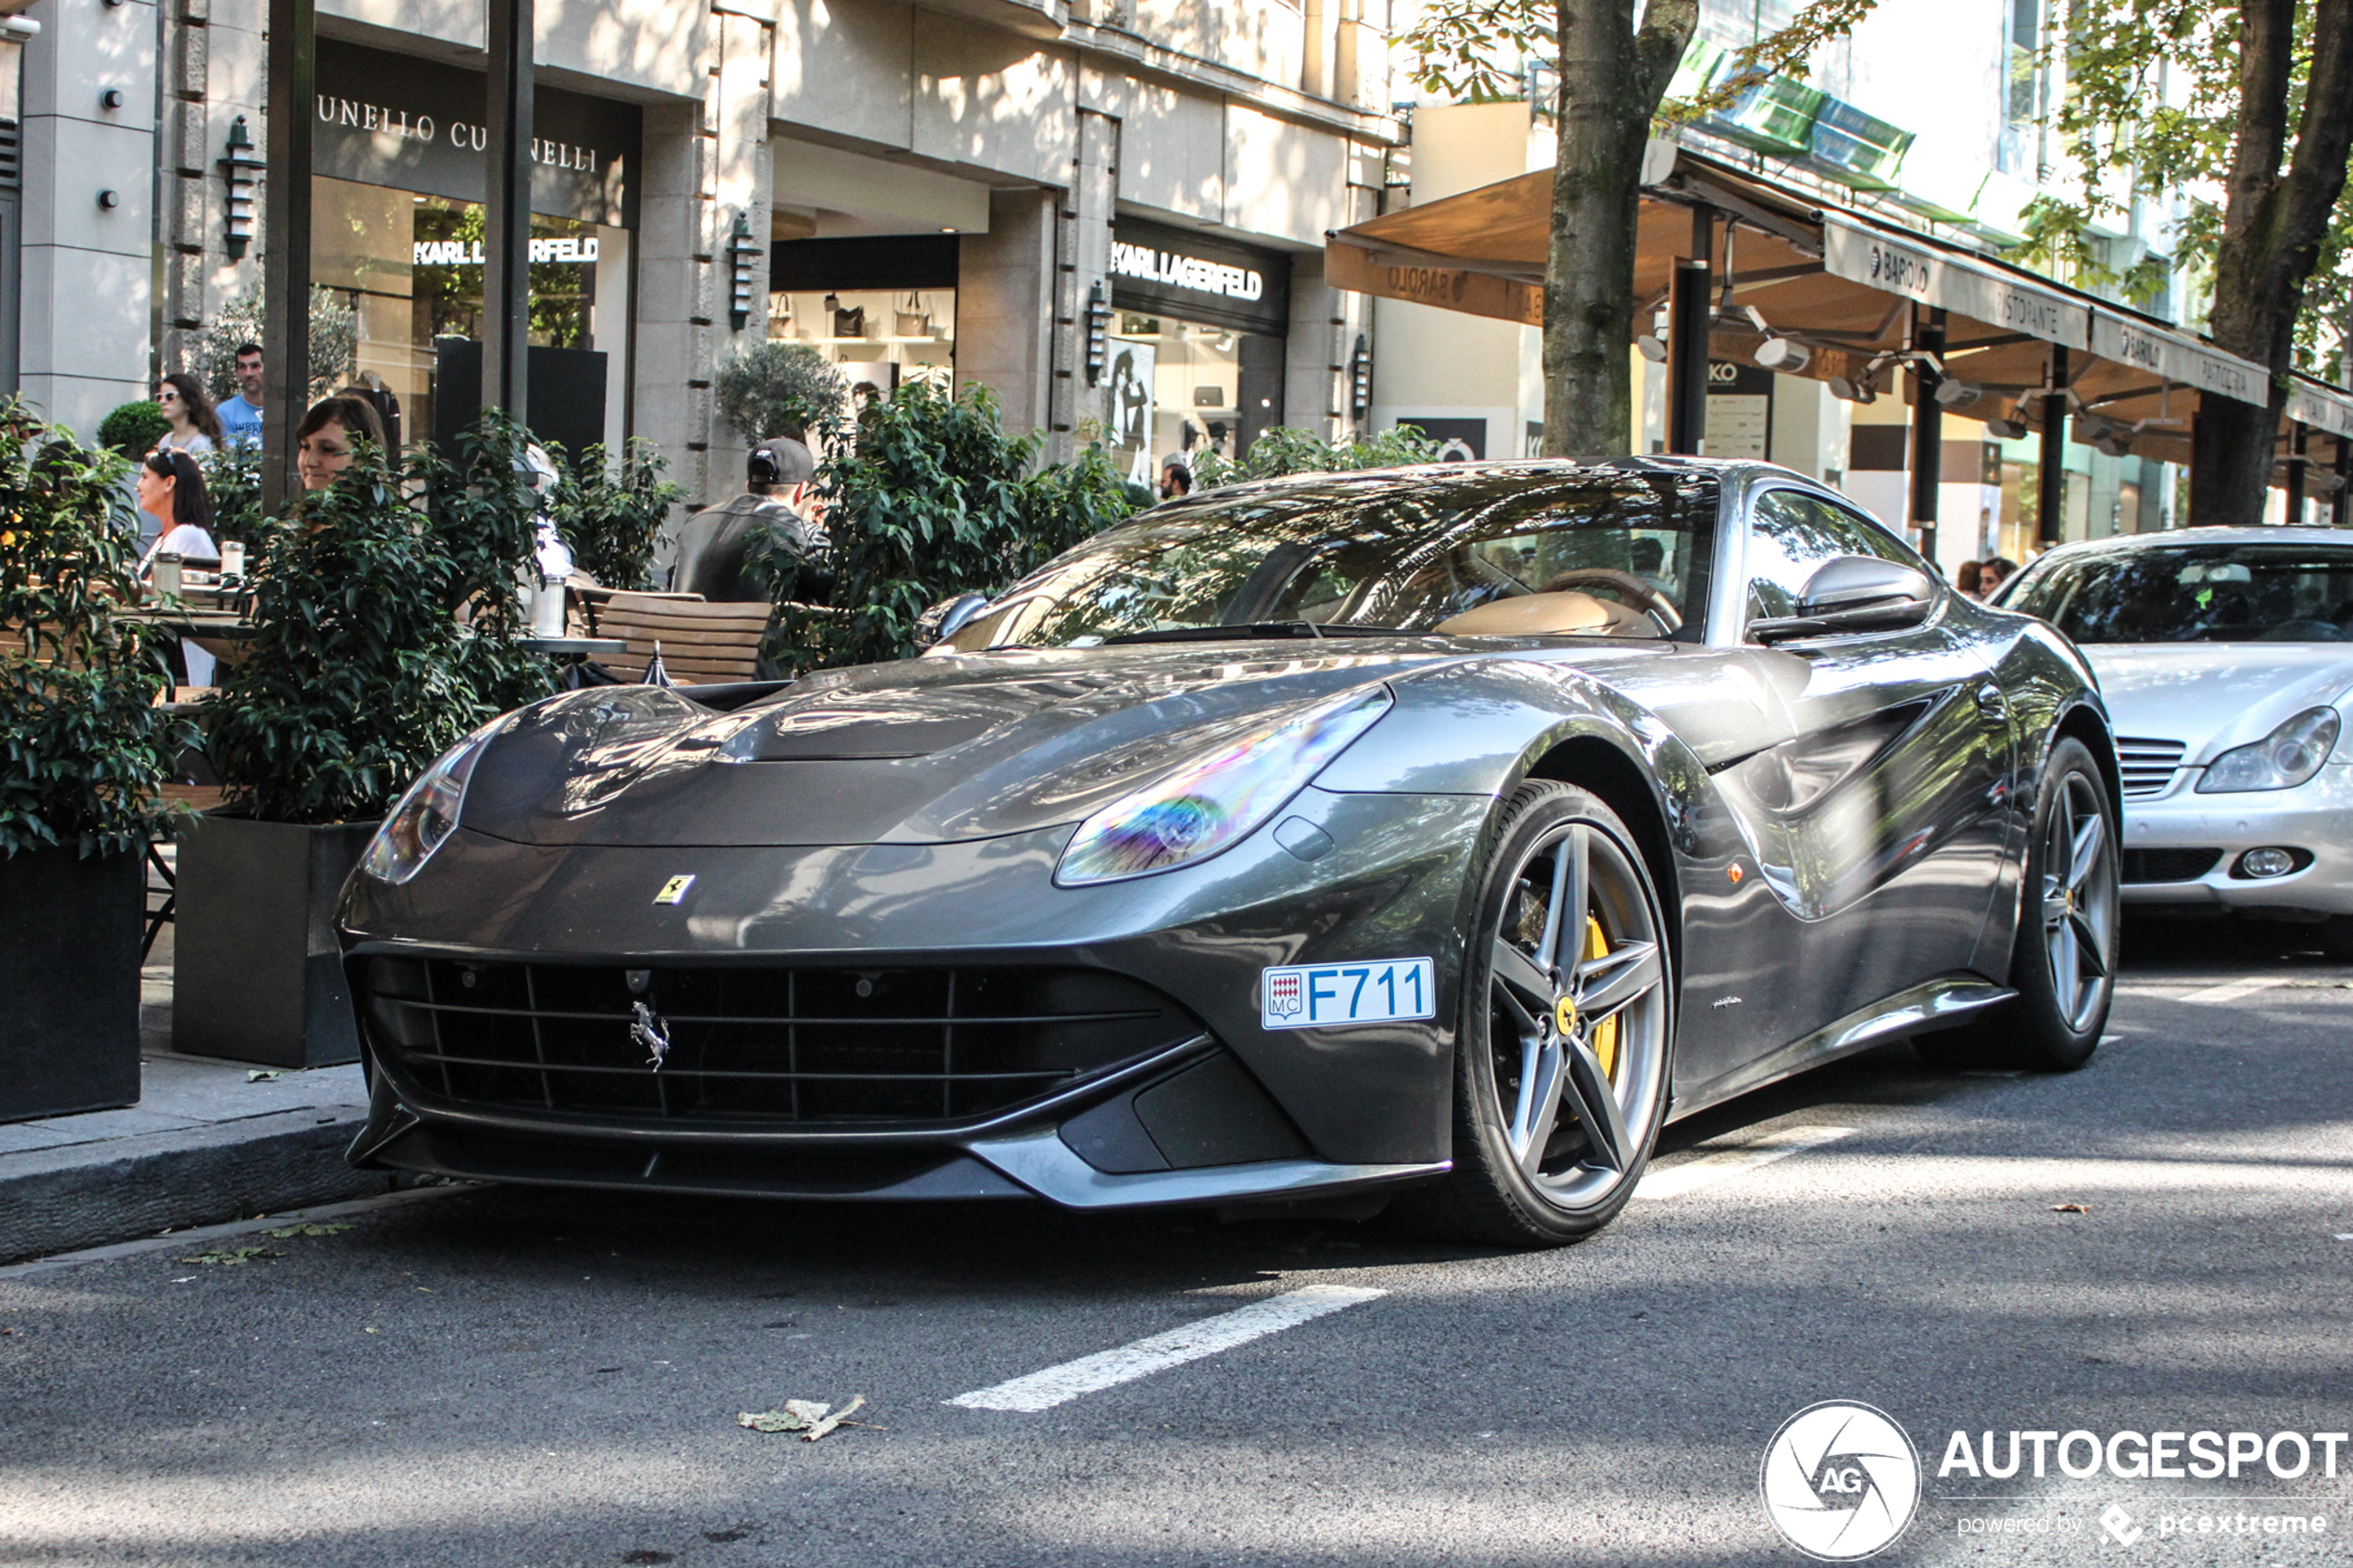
[1541,0,1696,458]
[2189,0,2353,525]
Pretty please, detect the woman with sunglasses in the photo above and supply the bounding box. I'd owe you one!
[135,448,222,686]
[154,371,224,456]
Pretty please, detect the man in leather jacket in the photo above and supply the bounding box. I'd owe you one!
[668,438,831,603]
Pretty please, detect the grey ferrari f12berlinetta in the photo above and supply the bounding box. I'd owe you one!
[338,458,2119,1246]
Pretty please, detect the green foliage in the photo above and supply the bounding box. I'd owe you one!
[1192,424,1446,487]
[203,414,556,824]
[197,285,359,404]
[0,402,189,858]
[755,381,1139,671]
[201,444,265,548]
[713,343,849,443]
[551,440,686,593]
[1397,0,1553,103]
[97,401,170,458]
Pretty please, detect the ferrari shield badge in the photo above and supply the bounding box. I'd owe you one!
[631,1001,672,1072]
[653,874,697,906]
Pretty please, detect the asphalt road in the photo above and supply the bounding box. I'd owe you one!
[5,915,2349,1568]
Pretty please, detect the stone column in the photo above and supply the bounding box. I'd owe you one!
[1044,107,1117,462]
[636,5,774,524]
[1284,148,1379,443]
[17,0,157,431]
[955,186,1058,439]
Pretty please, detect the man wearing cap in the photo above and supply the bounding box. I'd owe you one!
[668,437,830,603]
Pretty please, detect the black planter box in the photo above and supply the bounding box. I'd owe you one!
[174,815,378,1069]
[0,846,143,1123]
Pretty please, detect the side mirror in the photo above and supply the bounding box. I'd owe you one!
[1751,556,1936,644]
[915,591,992,649]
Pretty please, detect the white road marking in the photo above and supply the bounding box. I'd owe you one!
[1633,1125,1856,1200]
[946,1284,1386,1412]
[2176,977,2288,1005]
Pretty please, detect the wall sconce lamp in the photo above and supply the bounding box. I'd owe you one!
[1085,281,1110,387]
[1349,332,1372,420]
[726,212,760,331]
[219,115,263,259]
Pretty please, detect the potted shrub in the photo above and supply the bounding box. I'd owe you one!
[0,406,188,1121]
[712,341,847,444]
[175,418,553,1068]
[552,439,686,592]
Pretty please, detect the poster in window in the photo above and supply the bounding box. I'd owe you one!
[1109,340,1156,458]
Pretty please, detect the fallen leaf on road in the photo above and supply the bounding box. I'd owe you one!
[262,1223,350,1238]
[736,1399,832,1433]
[801,1396,866,1441]
[246,1070,282,1082]
[2050,1203,2090,1213]
[177,1247,282,1266]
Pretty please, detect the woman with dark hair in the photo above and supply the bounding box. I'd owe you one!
[135,449,218,571]
[155,371,224,455]
[1956,559,1984,599]
[295,394,389,493]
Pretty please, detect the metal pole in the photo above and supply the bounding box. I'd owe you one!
[1666,207,1712,457]
[2335,438,2351,530]
[2284,421,2308,523]
[260,0,315,514]
[2037,345,2067,546]
[1909,306,1945,563]
[482,0,535,424]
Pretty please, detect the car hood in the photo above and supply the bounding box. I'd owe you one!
[459,642,1493,847]
[2082,643,2353,762]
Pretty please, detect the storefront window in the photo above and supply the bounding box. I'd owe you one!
[766,235,960,407]
[1107,219,1290,482]
[313,179,632,454]
[1106,317,1243,480]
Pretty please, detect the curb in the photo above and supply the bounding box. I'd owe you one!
[0,1107,394,1264]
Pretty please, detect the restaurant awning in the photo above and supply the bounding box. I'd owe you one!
[1327,145,2353,484]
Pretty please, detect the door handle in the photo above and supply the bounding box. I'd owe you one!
[1974,684,2008,723]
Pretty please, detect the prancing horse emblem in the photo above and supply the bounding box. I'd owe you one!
[630,1000,671,1072]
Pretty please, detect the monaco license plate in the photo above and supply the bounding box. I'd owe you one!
[1260,958,1436,1031]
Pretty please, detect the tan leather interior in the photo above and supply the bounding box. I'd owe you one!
[1436,591,1640,636]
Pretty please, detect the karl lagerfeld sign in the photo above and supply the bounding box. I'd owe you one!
[311,40,639,228]
[1108,219,1290,336]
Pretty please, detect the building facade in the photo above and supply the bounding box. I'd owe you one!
[1,0,1394,505]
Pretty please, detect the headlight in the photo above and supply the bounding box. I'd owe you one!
[1055,687,1392,886]
[2196,707,2342,794]
[359,720,506,884]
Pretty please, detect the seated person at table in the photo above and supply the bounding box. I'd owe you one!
[668,438,830,604]
[294,394,390,494]
[136,450,219,575]
[134,448,220,687]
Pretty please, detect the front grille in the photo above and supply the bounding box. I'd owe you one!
[2115,737,2187,797]
[2122,847,2221,884]
[359,960,1202,1127]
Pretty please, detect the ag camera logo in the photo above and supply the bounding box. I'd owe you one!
[1761,1401,1922,1561]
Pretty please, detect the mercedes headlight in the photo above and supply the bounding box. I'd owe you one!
[1055,688,1392,886]
[2196,707,2342,794]
[359,719,506,884]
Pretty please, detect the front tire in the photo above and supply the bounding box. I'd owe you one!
[1401,782,1675,1247]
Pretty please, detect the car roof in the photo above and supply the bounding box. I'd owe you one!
[1172,456,1816,503]
[2029,526,2353,561]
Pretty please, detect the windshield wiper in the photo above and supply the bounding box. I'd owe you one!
[1101,621,1441,645]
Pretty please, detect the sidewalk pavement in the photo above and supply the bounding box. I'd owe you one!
[0,943,396,1264]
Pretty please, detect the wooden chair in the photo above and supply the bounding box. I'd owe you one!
[591,592,774,684]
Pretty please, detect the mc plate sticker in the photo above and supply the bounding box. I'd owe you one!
[1261,958,1436,1030]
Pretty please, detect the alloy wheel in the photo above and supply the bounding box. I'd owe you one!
[2041,769,2119,1033]
[1486,818,1670,1210]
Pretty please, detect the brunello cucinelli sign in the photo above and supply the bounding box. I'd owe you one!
[310,40,640,229]
[1108,219,1291,336]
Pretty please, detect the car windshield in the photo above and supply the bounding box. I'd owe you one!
[943,470,1720,650]
[2007,543,2353,643]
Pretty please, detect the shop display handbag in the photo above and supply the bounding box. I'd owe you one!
[895,292,933,338]
[833,304,866,339]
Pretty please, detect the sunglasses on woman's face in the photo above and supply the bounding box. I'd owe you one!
[157,390,180,403]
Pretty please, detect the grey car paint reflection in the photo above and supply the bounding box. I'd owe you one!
[337,458,2113,1210]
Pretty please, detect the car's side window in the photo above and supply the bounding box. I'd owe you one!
[1744,490,1925,631]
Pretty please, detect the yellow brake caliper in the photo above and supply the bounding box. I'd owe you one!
[1583,915,1619,1081]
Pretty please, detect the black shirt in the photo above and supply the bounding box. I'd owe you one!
[668,494,830,603]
